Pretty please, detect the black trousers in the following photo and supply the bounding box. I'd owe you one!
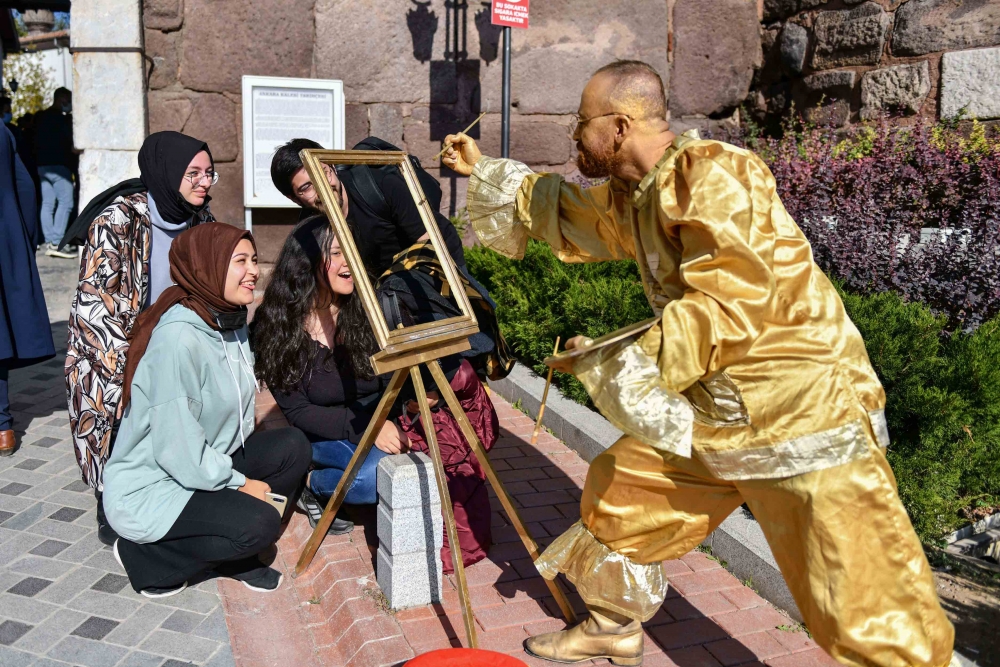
[117,427,311,592]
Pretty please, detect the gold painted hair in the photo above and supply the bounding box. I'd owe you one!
[593,60,666,121]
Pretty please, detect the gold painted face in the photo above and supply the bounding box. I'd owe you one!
[574,75,626,178]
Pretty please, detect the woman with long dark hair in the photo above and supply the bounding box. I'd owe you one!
[251,215,408,534]
[252,215,500,571]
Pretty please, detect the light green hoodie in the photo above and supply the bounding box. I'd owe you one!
[103,304,257,543]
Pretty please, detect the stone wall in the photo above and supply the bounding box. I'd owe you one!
[750,0,1000,129]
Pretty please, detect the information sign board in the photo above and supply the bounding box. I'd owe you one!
[241,75,345,210]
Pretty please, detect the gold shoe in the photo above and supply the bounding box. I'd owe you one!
[523,608,644,666]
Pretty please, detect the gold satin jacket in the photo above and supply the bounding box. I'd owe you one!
[468,131,889,480]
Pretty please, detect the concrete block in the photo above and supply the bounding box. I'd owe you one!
[73,52,146,151]
[77,150,140,209]
[377,502,442,555]
[376,545,443,610]
[376,453,441,510]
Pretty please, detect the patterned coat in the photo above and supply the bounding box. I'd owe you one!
[65,192,214,489]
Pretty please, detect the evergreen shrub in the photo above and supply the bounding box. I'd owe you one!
[467,242,1000,542]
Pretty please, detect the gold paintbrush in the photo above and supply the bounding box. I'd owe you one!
[531,337,560,446]
[434,111,488,161]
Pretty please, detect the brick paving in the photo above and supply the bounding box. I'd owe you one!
[234,391,839,667]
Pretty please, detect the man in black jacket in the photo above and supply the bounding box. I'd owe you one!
[270,138,466,277]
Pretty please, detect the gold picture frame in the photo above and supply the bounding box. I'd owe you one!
[299,149,479,373]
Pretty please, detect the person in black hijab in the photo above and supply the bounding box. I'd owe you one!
[65,131,219,546]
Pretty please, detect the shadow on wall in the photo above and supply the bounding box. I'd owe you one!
[406,0,501,216]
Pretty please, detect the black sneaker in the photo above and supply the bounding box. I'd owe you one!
[296,486,354,535]
[95,491,120,546]
[44,243,76,259]
[238,566,283,593]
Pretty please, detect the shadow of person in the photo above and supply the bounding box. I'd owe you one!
[407,0,439,63]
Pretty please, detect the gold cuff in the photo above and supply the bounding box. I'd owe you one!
[574,323,693,458]
[534,521,668,622]
[468,156,534,259]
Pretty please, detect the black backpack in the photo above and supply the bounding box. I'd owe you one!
[338,136,444,221]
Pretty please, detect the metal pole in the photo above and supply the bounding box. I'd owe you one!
[501,25,511,158]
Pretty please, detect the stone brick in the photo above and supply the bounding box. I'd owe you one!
[369,104,404,146]
[801,70,856,93]
[78,150,141,208]
[811,3,890,70]
[206,161,244,225]
[179,0,315,94]
[144,29,177,90]
[780,22,808,74]
[74,52,147,151]
[376,502,443,554]
[670,0,762,116]
[376,453,441,510]
[345,103,369,148]
[893,0,1000,57]
[72,0,141,49]
[143,0,183,31]
[763,0,799,23]
[478,119,572,166]
[940,46,1000,120]
[376,546,444,610]
[182,93,238,161]
[860,61,931,120]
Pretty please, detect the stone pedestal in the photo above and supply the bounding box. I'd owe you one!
[71,0,146,210]
[376,453,444,610]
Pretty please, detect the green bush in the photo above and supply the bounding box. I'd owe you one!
[466,240,652,405]
[468,241,1000,543]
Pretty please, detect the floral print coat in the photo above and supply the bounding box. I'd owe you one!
[64,192,213,489]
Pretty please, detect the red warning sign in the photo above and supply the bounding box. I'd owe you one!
[491,0,530,29]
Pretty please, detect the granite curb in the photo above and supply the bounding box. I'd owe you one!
[488,363,981,666]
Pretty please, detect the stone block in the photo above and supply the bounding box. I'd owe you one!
[376,453,440,510]
[78,150,140,211]
[893,0,1000,57]
[860,61,931,120]
[369,104,404,146]
[941,47,1000,120]
[377,502,443,555]
[779,22,808,74]
[71,0,142,49]
[811,2,889,70]
[345,103,369,148]
[801,70,856,93]
[478,118,572,166]
[205,161,244,225]
[148,92,193,134]
[182,93,238,161]
[73,52,146,150]
[376,546,443,610]
[180,0,314,94]
[144,28,177,90]
[143,0,184,31]
[670,0,761,116]
[803,98,851,127]
[763,0,799,23]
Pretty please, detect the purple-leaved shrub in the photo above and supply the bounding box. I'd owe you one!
[729,117,1000,332]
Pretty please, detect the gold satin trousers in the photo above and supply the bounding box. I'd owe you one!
[542,436,955,667]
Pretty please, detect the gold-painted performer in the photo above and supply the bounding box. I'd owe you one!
[442,61,956,667]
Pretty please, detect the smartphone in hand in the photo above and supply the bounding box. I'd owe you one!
[264,492,287,517]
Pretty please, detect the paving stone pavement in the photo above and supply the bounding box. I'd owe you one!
[0,255,235,667]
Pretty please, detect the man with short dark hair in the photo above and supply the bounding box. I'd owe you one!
[269,138,466,277]
[36,87,76,258]
[444,60,956,667]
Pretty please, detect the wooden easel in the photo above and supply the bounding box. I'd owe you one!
[291,147,577,648]
[292,345,578,647]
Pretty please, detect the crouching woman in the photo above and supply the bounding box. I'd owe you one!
[102,223,311,598]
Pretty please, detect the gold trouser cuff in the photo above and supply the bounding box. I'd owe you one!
[534,520,668,622]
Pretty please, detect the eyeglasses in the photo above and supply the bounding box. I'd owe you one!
[572,112,634,134]
[184,170,219,186]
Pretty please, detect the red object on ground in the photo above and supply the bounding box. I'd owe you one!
[407,648,529,666]
[490,0,529,29]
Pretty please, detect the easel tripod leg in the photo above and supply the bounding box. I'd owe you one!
[410,365,479,648]
[426,360,578,625]
[293,368,408,578]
